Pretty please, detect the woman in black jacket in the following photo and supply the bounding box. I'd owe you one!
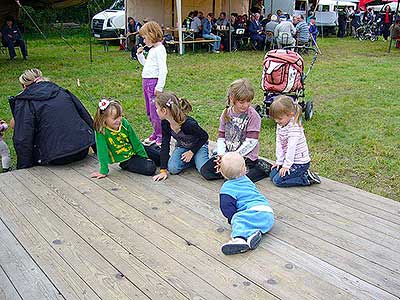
[9,68,96,169]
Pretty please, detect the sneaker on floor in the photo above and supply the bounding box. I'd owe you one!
[2,167,12,173]
[221,237,250,255]
[306,170,321,184]
[143,137,156,146]
[247,230,262,250]
[257,159,272,176]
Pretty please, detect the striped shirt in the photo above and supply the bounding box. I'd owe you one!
[276,118,310,168]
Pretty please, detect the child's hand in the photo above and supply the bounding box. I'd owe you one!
[137,46,144,55]
[271,162,280,170]
[153,172,168,181]
[181,150,194,163]
[91,171,107,179]
[279,167,290,177]
[214,155,222,173]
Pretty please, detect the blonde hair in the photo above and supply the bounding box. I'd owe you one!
[139,21,163,43]
[155,92,192,125]
[93,99,123,134]
[19,68,48,86]
[220,152,247,180]
[223,78,254,122]
[269,95,302,126]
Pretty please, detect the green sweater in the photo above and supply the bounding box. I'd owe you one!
[96,118,148,174]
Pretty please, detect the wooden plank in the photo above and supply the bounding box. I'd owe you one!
[31,165,277,300]
[14,170,191,300]
[170,169,400,299]
[0,192,100,300]
[73,157,364,300]
[16,169,213,300]
[0,218,62,300]
[0,172,148,300]
[0,264,22,300]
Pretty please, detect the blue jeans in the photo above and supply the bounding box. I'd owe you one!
[168,144,209,175]
[270,162,310,187]
[202,34,221,51]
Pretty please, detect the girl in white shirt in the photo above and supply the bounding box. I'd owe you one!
[269,95,320,187]
[137,21,168,146]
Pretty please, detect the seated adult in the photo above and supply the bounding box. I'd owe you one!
[265,14,279,48]
[203,12,221,53]
[215,12,229,27]
[248,13,265,50]
[126,16,142,60]
[1,16,27,60]
[9,69,96,169]
[274,19,296,48]
[293,15,309,46]
[190,10,203,38]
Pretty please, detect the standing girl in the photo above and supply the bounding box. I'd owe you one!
[200,78,271,183]
[153,92,209,181]
[269,95,320,187]
[91,98,156,179]
[137,21,168,146]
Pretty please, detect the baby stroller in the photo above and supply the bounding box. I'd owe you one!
[254,46,318,121]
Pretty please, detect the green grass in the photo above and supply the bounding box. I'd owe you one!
[0,34,399,201]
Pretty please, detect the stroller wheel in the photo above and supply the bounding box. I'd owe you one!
[304,101,314,120]
[253,104,262,117]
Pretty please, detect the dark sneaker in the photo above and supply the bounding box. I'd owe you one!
[306,170,321,184]
[221,238,250,255]
[247,230,262,250]
[257,159,272,176]
[2,167,12,173]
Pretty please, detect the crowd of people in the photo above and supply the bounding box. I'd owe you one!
[2,20,322,255]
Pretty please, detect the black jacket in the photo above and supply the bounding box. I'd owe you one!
[9,81,95,169]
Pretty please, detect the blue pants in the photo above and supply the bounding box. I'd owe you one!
[202,34,221,51]
[231,210,274,239]
[168,144,209,175]
[4,39,27,59]
[270,162,310,187]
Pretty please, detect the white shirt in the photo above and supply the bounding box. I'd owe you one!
[276,118,310,168]
[137,43,168,92]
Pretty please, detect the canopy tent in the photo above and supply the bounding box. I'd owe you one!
[359,0,398,9]
[0,0,89,26]
[126,0,249,54]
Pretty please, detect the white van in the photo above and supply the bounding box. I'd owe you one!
[91,0,125,38]
[294,0,357,27]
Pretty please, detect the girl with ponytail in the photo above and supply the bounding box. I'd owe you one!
[153,92,209,181]
[269,95,321,187]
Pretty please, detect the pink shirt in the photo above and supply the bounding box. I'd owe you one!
[218,106,261,161]
[276,118,310,168]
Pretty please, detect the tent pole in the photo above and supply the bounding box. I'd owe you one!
[388,1,400,53]
[176,0,183,55]
[229,0,231,52]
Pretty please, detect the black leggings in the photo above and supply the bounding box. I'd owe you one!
[200,156,269,183]
[50,148,89,165]
[119,145,159,176]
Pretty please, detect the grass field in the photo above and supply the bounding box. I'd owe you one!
[0,33,399,201]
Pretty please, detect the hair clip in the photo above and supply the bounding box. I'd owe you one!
[33,77,42,83]
[99,99,110,111]
[166,98,174,107]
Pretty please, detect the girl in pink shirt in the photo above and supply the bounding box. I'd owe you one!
[269,95,320,187]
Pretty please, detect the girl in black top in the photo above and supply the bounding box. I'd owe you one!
[153,92,209,181]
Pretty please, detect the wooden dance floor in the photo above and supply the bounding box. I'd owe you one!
[0,155,399,300]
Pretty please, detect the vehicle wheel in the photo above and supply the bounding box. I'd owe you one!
[304,101,314,120]
[253,104,262,117]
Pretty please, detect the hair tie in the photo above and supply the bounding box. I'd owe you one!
[166,98,174,107]
[33,77,42,83]
[99,99,111,111]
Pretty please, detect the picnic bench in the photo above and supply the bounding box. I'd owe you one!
[165,38,220,53]
[96,36,126,52]
[0,153,399,300]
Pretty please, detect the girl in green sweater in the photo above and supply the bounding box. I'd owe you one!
[91,98,156,179]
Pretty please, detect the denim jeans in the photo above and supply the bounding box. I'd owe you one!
[270,162,310,187]
[202,34,221,51]
[168,144,209,175]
